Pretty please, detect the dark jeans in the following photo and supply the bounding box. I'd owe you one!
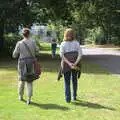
[51,43,57,57]
[64,70,78,102]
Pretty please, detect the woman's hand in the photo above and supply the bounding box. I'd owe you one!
[68,62,74,68]
[71,63,80,70]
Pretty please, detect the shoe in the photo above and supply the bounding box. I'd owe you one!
[73,97,77,101]
[19,96,23,101]
[66,98,71,103]
[27,100,30,105]
[66,100,71,103]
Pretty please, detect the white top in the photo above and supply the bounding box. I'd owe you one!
[13,38,38,59]
[60,40,82,58]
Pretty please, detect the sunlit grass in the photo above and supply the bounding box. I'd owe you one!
[0,44,120,120]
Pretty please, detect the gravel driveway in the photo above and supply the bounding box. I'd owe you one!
[82,46,120,75]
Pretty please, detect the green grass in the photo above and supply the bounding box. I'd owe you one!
[39,42,60,54]
[0,43,120,120]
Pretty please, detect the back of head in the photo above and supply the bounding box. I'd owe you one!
[22,28,30,38]
[63,28,75,41]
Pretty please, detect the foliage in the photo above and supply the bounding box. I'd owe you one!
[70,0,120,44]
[111,37,120,45]
[3,33,22,56]
[0,0,34,51]
[85,27,105,44]
[0,0,120,48]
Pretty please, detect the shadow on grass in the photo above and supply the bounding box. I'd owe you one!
[1,53,119,75]
[72,100,116,111]
[22,99,69,110]
[38,53,60,61]
[37,53,110,75]
[31,102,69,110]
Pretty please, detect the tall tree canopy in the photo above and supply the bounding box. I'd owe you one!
[0,0,120,50]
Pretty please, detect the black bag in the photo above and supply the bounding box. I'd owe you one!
[24,73,39,82]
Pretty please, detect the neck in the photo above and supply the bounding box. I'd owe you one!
[24,37,29,40]
[67,39,73,41]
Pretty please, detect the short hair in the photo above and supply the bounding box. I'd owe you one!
[63,28,75,41]
[22,28,30,38]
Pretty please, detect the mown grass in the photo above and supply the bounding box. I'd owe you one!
[0,43,120,120]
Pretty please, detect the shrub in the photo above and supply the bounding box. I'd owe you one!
[3,33,23,56]
[111,37,120,45]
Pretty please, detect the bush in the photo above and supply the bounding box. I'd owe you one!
[3,33,23,56]
[111,37,120,45]
[84,37,94,44]
[95,35,106,45]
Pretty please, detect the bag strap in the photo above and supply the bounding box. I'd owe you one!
[23,41,34,57]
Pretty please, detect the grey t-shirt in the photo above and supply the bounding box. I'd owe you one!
[13,38,38,59]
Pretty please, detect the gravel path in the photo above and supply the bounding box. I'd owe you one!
[82,46,120,75]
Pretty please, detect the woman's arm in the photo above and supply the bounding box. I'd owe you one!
[12,42,20,58]
[63,56,74,67]
[74,43,82,65]
[60,42,73,67]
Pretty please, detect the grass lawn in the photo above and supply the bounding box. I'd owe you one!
[0,43,120,120]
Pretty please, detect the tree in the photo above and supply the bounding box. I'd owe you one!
[0,0,34,50]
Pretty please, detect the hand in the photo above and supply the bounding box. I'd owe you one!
[70,63,79,69]
[72,65,80,70]
[71,65,77,69]
[73,62,77,66]
[69,62,74,68]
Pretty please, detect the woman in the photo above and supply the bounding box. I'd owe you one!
[13,28,39,104]
[60,28,82,103]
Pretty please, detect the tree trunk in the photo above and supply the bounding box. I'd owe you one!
[104,31,109,44]
[0,21,4,51]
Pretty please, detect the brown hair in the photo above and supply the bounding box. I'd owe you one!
[63,28,75,41]
[23,28,30,38]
